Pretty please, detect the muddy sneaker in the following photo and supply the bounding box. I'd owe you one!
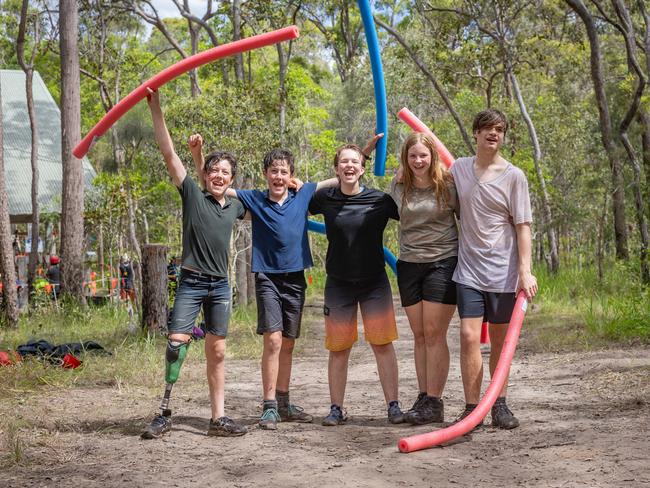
[259,407,280,430]
[453,404,484,432]
[141,414,171,439]
[405,396,444,425]
[278,404,313,423]
[387,401,405,424]
[322,405,347,426]
[208,416,247,437]
[491,398,519,429]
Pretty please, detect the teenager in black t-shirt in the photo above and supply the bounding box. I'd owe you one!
[309,143,405,426]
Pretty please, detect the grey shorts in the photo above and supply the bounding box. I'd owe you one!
[255,271,307,338]
[456,283,516,324]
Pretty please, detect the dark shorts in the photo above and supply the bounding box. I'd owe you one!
[396,256,458,307]
[456,283,516,324]
[324,272,397,351]
[255,271,307,339]
[169,269,231,336]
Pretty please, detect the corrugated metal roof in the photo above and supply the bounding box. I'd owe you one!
[1,69,96,223]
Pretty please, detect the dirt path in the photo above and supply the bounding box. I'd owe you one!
[3,298,650,487]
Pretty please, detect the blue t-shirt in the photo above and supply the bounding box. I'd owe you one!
[236,182,317,273]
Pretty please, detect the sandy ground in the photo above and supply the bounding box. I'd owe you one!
[2,298,649,487]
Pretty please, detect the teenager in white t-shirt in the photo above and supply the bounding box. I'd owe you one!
[451,109,538,429]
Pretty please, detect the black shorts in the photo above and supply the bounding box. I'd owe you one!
[396,256,458,307]
[255,271,307,339]
[456,283,516,324]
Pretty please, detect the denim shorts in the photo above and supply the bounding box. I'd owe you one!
[255,271,306,338]
[168,268,231,337]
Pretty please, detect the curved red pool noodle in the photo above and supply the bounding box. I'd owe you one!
[397,107,454,169]
[73,26,300,158]
[398,291,528,453]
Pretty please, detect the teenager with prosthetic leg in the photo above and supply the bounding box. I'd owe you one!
[142,88,247,439]
[389,133,458,425]
[189,137,337,430]
[309,142,405,426]
[451,109,538,430]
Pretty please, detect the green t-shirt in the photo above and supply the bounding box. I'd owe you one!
[178,176,245,278]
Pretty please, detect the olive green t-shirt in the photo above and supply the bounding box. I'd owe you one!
[389,177,459,263]
[178,175,245,277]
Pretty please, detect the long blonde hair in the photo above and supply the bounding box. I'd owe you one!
[399,132,452,208]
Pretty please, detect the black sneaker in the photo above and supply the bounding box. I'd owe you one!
[141,414,171,439]
[387,401,405,424]
[322,405,347,426]
[208,416,247,437]
[491,399,519,429]
[278,403,313,423]
[453,405,484,432]
[405,396,444,425]
[258,407,280,430]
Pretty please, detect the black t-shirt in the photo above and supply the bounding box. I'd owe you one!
[46,265,60,286]
[179,176,245,277]
[309,187,399,281]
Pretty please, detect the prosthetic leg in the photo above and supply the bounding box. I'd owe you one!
[141,339,190,439]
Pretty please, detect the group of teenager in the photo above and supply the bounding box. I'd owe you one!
[141,87,538,440]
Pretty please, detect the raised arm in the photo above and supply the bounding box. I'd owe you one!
[146,88,186,187]
[188,133,206,189]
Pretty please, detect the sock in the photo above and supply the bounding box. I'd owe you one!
[494,396,507,405]
[388,400,399,409]
[276,390,289,408]
[263,399,278,411]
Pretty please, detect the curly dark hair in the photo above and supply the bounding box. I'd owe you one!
[204,151,237,178]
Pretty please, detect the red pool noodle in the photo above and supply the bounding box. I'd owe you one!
[397,107,454,168]
[398,106,490,344]
[73,26,300,158]
[398,291,528,453]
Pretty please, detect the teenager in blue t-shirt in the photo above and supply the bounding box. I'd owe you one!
[190,137,336,430]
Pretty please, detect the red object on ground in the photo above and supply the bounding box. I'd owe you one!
[397,107,491,340]
[398,291,528,453]
[0,351,22,366]
[73,26,300,158]
[61,353,82,369]
[480,322,490,344]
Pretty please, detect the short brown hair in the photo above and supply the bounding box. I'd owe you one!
[472,109,508,135]
[333,144,366,168]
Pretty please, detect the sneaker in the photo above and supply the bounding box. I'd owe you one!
[278,403,313,423]
[405,396,444,425]
[141,414,172,439]
[491,399,520,429]
[387,401,405,424]
[208,416,247,437]
[258,407,280,430]
[322,405,347,426]
[453,405,484,432]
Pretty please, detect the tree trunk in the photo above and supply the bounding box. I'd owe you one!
[566,0,628,260]
[16,256,28,310]
[17,0,40,296]
[509,70,559,273]
[140,244,168,333]
[232,0,244,82]
[0,86,19,327]
[59,0,86,300]
[277,43,289,146]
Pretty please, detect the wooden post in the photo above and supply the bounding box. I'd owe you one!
[16,255,28,310]
[141,244,168,332]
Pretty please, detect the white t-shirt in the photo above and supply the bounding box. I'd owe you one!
[451,156,532,293]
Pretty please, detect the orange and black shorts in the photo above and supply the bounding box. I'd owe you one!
[323,271,398,352]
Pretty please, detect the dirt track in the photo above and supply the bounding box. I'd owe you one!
[2,299,650,487]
